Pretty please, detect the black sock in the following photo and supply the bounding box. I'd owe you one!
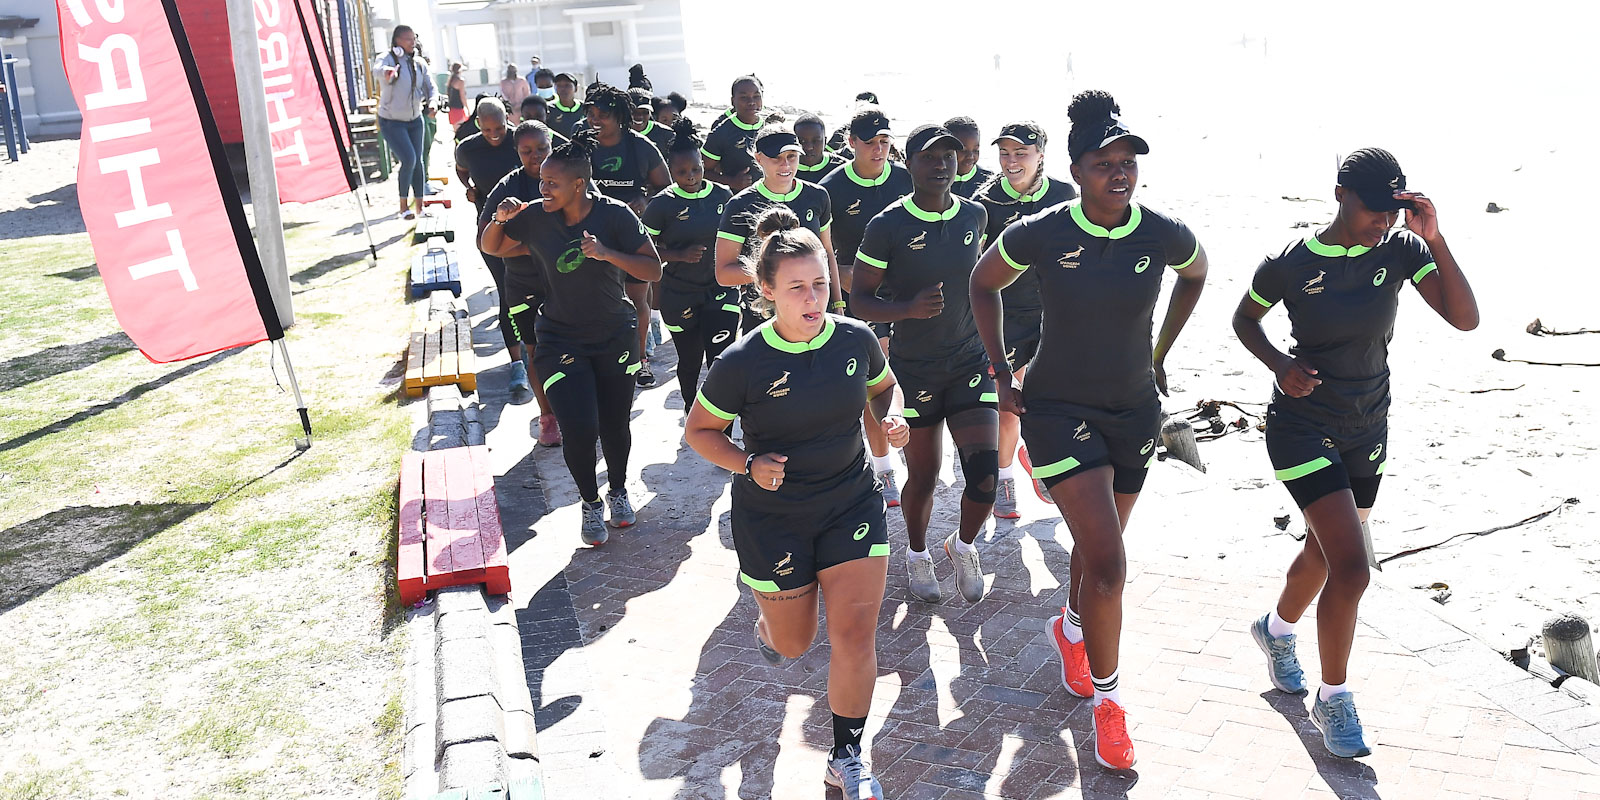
[831,713,868,758]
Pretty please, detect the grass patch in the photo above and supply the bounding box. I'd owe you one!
[0,756,89,800]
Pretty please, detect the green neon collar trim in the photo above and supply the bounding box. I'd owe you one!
[724,109,763,130]
[905,197,958,222]
[757,180,802,203]
[673,182,714,199]
[1305,233,1372,258]
[845,161,891,187]
[797,158,828,172]
[759,316,836,353]
[640,120,656,136]
[1069,202,1142,239]
[553,98,581,113]
[954,166,978,183]
[1001,175,1050,202]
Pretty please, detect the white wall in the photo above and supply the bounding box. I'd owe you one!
[2,0,84,138]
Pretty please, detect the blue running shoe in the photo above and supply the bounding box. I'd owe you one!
[1250,614,1307,694]
[1311,691,1373,758]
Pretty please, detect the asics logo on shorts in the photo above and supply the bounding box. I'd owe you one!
[846,199,862,215]
[775,552,795,576]
[846,358,858,376]
[1134,255,1151,274]
[600,155,624,172]
[767,371,792,397]
[1303,270,1326,295]
[916,390,933,403]
[1073,421,1091,442]
[909,231,928,251]
[1058,245,1083,269]
[676,207,690,220]
[1140,439,1154,455]
[618,350,630,363]
[1369,444,1383,461]
[1372,268,1387,286]
[968,373,982,388]
[852,523,870,540]
[712,329,732,343]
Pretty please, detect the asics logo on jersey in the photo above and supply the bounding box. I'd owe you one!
[717,204,725,214]
[846,199,862,215]
[846,358,858,376]
[964,231,974,245]
[1134,255,1152,274]
[556,246,586,273]
[852,523,870,541]
[677,207,690,220]
[1372,268,1387,286]
[712,329,732,343]
[560,353,575,365]
[916,390,933,403]
[806,209,814,222]
[1058,245,1084,269]
[600,155,624,172]
[1303,270,1327,295]
[909,231,928,250]
[1369,444,1384,461]
[775,552,794,576]
[1140,439,1155,455]
[767,371,792,397]
[1073,421,1091,442]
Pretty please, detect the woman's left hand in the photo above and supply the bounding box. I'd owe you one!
[579,231,611,262]
[882,415,910,448]
[1400,192,1440,242]
[1153,359,1170,396]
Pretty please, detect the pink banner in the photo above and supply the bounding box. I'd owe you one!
[253,0,349,203]
[58,0,280,363]
[294,0,351,151]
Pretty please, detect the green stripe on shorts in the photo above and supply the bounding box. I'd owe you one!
[542,371,565,391]
[978,392,998,403]
[625,362,642,375]
[1029,456,1081,479]
[868,543,890,557]
[901,408,920,418]
[1274,456,1333,481]
[740,572,780,592]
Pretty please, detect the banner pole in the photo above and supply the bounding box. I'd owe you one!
[225,0,295,329]
[276,338,314,450]
[352,187,378,264]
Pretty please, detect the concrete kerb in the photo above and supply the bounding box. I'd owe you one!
[400,291,544,798]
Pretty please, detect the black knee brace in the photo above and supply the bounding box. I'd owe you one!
[959,447,999,504]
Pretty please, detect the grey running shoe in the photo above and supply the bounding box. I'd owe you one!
[993,477,1020,519]
[824,744,885,800]
[508,360,532,395]
[636,359,656,388]
[944,533,986,603]
[1311,691,1373,758]
[1250,614,1307,694]
[606,488,636,528]
[580,501,608,546]
[754,621,785,665]
[878,469,900,508]
[906,556,941,603]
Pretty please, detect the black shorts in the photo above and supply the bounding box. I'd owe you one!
[1019,398,1162,495]
[660,283,740,344]
[531,325,641,390]
[732,479,889,592]
[1265,406,1387,510]
[503,270,545,346]
[1003,310,1042,373]
[896,357,997,429]
[841,288,892,340]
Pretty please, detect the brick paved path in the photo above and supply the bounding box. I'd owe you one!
[450,250,1600,798]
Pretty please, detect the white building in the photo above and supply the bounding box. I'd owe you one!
[1,3,82,137]
[431,0,691,99]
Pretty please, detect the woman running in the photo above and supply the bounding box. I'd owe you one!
[546,72,585,137]
[820,107,914,507]
[1236,147,1477,758]
[851,125,997,605]
[715,125,844,327]
[630,88,676,157]
[481,131,663,545]
[796,113,845,182]
[686,206,907,800]
[972,121,1076,519]
[944,117,993,199]
[970,90,1209,770]
[374,25,431,219]
[700,75,765,185]
[641,119,738,407]
[478,120,562,446]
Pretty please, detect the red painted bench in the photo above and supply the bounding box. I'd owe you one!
[398,445,511,606]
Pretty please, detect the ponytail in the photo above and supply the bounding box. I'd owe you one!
[741,206,825,317]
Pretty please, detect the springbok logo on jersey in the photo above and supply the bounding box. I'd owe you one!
[1058,245,1084,269]
[677,206,690,220]
[1134,255,1152,274]
[909,231,928,251]
[774,552,795,576]
[846,358,858,376]
[767,371,792,397]
[1004,212,1021,226]
[1073,421,1091,442]
[846,199,863,215]
[1372,267,1387,286]
[1303,270,1327,295]
[712,329,732,343]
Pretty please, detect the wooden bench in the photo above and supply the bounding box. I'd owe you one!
[423,195,453,210]
[405,315,477,397]
[410,237,461,298]
[397,445,510,607]
[413,214,455,244]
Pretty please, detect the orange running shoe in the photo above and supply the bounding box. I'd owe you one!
[1015,446,1055,505]
[1047,612,1093,698]
[1091,699,1136,770]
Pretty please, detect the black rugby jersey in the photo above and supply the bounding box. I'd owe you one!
[638,119,675,157]
[701,109,763,163]
[501,193,651,342]
[819,162,913,267]
[976,175,1077,316]
[1248,230,1438,425]
[717,180,833,250]
[697,315,888,498]
[482,167,545,285]
[641,181,733,292]
[545,98,585,138]
[997,202,1200,408]
[797,151,846,182]
[589,130,666,205]
[856,195,988,366]
[952,165,994,199]
[455,132,522,210]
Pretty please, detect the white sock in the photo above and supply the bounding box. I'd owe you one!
[1319,682,1348,702]
[907,547,931,562]
[871,453,896,474]
[1061,606,1084,644]
[1092,669,1121,707]
[1267,609,1296,638]
[950,535,977,555]
[998,462,1015,481]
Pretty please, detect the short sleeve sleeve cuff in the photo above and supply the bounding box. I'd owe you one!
[1170,241,1201,270]
[695,392,738,421]
[997,234,1028,271]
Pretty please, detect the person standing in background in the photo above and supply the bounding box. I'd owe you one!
[447,62,468,127]
[501,64,532,124]
[374,25,430,219]
[531,68,558,101]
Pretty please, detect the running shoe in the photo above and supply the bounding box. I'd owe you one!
[636,359,656,388]
[1311,691,1372,758]
[754,621,785,665]
[1091,699,1136,770]
[823,744,884,800]
[606,488,636,528]
[537,414,562,447]
[580,501,608,546]
[1015,446,1055,506]
[906,556,941,603]
[1046,611,1093,698]
[878,469,900,508]
[993,477,1021,519]
[943,533,986,603]
[1250,614,1307,694]
[508,360,532,395]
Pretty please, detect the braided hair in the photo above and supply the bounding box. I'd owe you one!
[668,118,703,158]
[585,82,632,129]
[943,116,979,139]
[1338,147,1404,183]
[976,120,1048,201]
[547,128,597,179]
[742,206,825,317]
[1066,89,1119,163]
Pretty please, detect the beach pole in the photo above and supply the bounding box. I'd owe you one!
[1543,613,1599,684]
